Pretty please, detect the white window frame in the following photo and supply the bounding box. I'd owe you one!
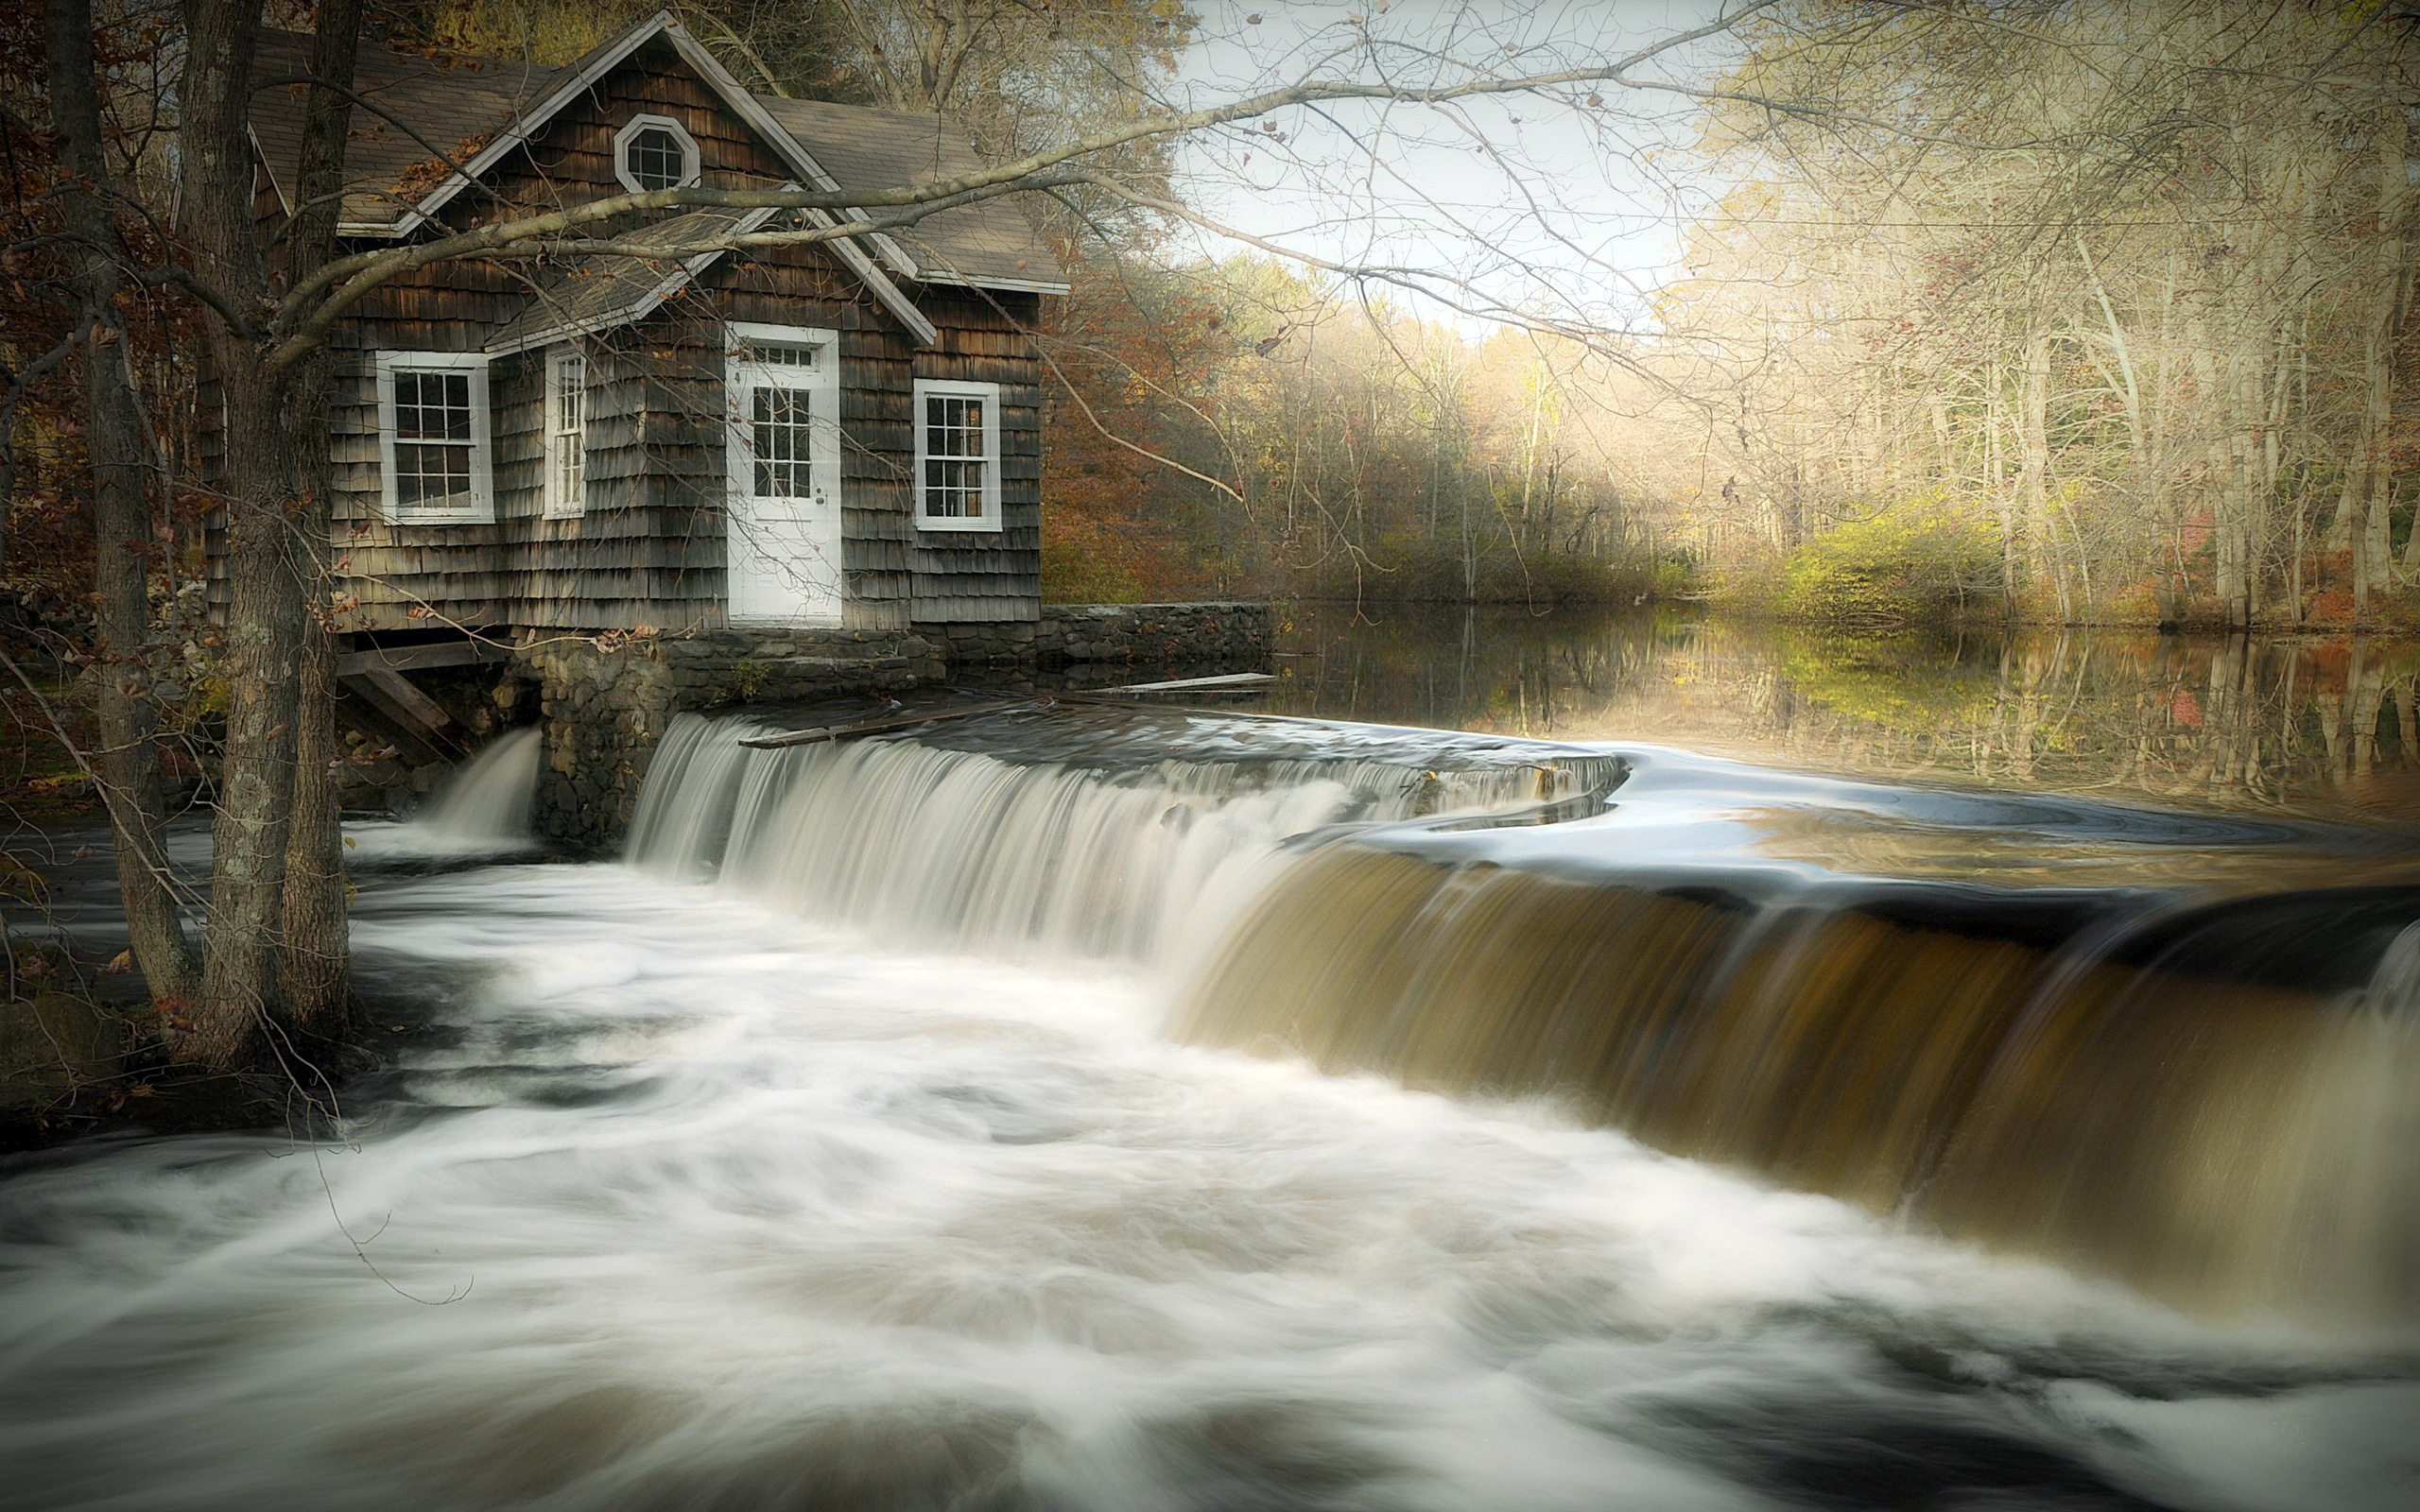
[724,321,843,625]
[912,378,1003,533]
[725,322,841,507]
[373,351,493,524]
[613,113,700,195]
[543,344,587,520]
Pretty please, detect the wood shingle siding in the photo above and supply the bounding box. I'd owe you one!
[213,13,1058,641]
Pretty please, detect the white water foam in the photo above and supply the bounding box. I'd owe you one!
[3,719,2415,1509]
[2,864,2411,1511]
[347,727,544,860]
[625,713,1572,970]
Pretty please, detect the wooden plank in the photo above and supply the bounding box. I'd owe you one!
[1105,673,1277,694]
[345,668,464,753]
[737,696,1044,749]
[336,640,510,677]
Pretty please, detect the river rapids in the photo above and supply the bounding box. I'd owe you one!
[1,709,2414,1510]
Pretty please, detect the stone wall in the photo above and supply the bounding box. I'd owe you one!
[1030,603,1271,668]
[390,605,1267,853]
[916,619,1036,665]
[521,628,941,851]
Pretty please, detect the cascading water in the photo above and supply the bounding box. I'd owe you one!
[636,714,2420,1324]
[408,726,543,845]
[3,705,2416,1510]
[625,712,1600,967]
[343,727,544,861]
[1175,843,2420,1325]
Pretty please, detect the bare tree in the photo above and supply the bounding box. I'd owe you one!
[37,0,1773,1066]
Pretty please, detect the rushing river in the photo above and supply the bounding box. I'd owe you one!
[4,612,2419,1510]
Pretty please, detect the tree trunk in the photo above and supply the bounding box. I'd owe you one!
[44,0,199,1006]
[192,358,306,1065]
[1987,352,2014,609]
[2019,330,2062,619]
[2357,109,2411,608]
[281,610,345,1022]
[181,0,302,1066]
[277,0,366,1026]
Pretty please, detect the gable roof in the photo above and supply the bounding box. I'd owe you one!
[483,203,786,356]
[247,11,1066,301]
[248,28,555,232]
[758,97,1066,294]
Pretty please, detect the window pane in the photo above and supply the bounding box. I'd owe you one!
[552,354,584,430]
[923,393,988,518]
[739,340,816,367]
[925,457,984,518]
[544,352,584,514]
[394,369,471,440]
[752,385,812,497]
[925,395,985,458]
[627,127,686,191]
[395,441,473,506]
[555,445,581,508]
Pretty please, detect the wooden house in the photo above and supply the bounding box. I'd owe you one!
[231,9,1065,644]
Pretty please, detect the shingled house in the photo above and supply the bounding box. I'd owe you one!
[231,9,1063,649]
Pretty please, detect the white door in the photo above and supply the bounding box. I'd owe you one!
[725,323,841,626]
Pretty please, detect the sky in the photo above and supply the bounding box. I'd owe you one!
[1158,0,1742,335]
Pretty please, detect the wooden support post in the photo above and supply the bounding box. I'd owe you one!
[342,670,465,754]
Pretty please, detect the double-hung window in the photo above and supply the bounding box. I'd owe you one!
[912,379,1002,531]
[544,345,586,520]
[374,352,493,524]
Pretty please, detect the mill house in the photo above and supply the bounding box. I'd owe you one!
[226,9,1062,662]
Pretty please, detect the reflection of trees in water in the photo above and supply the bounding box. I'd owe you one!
[1272,604,2420,816]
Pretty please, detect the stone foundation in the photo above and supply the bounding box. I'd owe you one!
[1032,603,1271,667]
[521,628,942,851]
[917,619,1038,665]
[409,606,1269,853]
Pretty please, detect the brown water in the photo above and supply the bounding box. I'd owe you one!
[1266,604,2420,821]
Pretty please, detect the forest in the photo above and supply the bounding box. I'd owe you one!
[7,1,2416,628]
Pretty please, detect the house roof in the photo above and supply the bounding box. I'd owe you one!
[248,28,557,230]
[483,204,784,356]
[247,12,1067,299]
[756,96,1065,293]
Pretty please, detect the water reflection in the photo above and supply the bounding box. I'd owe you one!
[1270,604,2420,820]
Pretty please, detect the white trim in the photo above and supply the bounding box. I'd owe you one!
[248,123,294,218]
[329,9,953,340]
[387,9,681,237]
[655,23,940,346]
[373,352,494,524]
[484,204,786,356]
[543,344,587,520]
[911,378,1003,533]
[724,323,844,626]
[613,113,700,194]
[907,267,1073,297]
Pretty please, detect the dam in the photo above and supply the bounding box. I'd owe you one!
[1,671,2415,1509]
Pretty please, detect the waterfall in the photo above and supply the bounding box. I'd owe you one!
[624,713,1594,968]
[1174,842,2420,1325]
[403,727,542,849]
[618,712,2420,1324]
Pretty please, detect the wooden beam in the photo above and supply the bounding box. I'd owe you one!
[336,640,510,677]
[1103,672,1276,694]
[343,670,465,754]
[737,697,1045,749]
